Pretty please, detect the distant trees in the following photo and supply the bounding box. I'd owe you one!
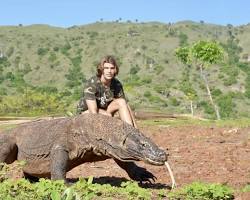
[65,56,85,100]
[37,47,49,56]
[129,65,140,75]
[175,40,224,119]
[178,32,188,47]
[0,89,66,116]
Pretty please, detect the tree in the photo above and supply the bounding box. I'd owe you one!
[192,40,224,120]
[175,40,224,120]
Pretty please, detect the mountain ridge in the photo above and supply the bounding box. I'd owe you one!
[0,21,250,118]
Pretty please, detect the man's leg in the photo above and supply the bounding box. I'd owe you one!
[106,98,135,127]
[81,98,137,127]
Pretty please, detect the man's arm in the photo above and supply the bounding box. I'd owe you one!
[86,99,112,116]
[86,99,98,114]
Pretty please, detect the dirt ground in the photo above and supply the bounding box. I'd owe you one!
[67,120,250,199]
[1,115,250,199]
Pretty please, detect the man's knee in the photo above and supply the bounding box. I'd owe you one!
[114,98,127,107]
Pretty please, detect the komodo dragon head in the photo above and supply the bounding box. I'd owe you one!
[116,122,167,165]
[86,114,168,166]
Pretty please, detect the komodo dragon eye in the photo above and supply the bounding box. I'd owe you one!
[141,142,147,147]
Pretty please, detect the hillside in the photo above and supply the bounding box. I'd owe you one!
[0,21,250,118]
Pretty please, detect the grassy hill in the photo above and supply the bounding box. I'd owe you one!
[0,21,250,118]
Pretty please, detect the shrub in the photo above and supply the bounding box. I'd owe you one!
[60,43,71,55]
[0,87,7,96]
[198,101,215,116]
[65,65,85,88]
[53,46,59,52]
[0,90,67,116]
[141,76,152,84]
[144,91,152,98]
[6,46,14,57]
[70,56,82,67]
[0,178,154,200]
[129,65,140,75]
[178,32,188,47]
[211,89,222,97]
[87,31,99,39]
[48,52,57,62]
[169,97,180,106]
[217,94,235,118]
[37,47,49,56]
[168,182,234,200]
[0,57,10,68]
[155,65,164,75]
[223,78,237,86]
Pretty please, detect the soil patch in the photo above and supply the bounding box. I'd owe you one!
[67,124,250,187]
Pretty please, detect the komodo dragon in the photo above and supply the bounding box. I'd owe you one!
[0,113,167,183]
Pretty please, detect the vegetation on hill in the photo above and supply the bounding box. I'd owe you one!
[0,21,250,118]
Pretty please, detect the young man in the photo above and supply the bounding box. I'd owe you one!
[77,55,137,128]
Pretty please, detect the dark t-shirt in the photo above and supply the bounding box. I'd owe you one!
[77,76,126,113]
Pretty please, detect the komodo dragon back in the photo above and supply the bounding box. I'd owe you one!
[14,117,72,160]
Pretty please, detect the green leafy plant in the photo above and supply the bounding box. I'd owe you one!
[168,182,234,200]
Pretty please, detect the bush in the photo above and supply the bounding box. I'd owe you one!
[0,87,7,96]
[65,63,85,89]
[129,65,140,75]
[168,182,234,200]
[141,76,152,84]
[198,101,215,116]
[7,72,27,88]
[169,97,180,107]
[6,46,14,57]
[217,94,234,118]
[211,89,222,97]
[178,32,188,47]
[48,52,57,62]
[223,77,237,86]
[60,43,71,55]
[0,90,67,116]
[0,57,10,68]
[144,91,152,98]
[70,56,82,67]
[37,47,49,56]
[155,65,164,75]
[123,74,142,86]
[0,178,154,200]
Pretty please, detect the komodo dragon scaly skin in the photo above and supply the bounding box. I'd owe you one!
[0,113,167,183]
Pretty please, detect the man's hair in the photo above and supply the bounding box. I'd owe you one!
[96,55,119,77]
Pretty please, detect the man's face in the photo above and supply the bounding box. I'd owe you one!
[102,62,116,80]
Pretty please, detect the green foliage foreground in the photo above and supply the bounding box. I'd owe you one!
[0,162,235,199]
[0,177,236,200]
[168,182,234,200]
[0,160,240,200]
[0,178,154,200]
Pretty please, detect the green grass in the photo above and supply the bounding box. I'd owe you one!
[140,117,250,128]
[168,181,234,200]
[241,184,250,193]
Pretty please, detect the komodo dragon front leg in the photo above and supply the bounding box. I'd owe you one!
[0,135,18,170]
[114,159,156,183]
[50,143,69,180]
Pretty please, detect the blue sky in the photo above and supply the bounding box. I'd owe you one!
[1,0,249,27]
